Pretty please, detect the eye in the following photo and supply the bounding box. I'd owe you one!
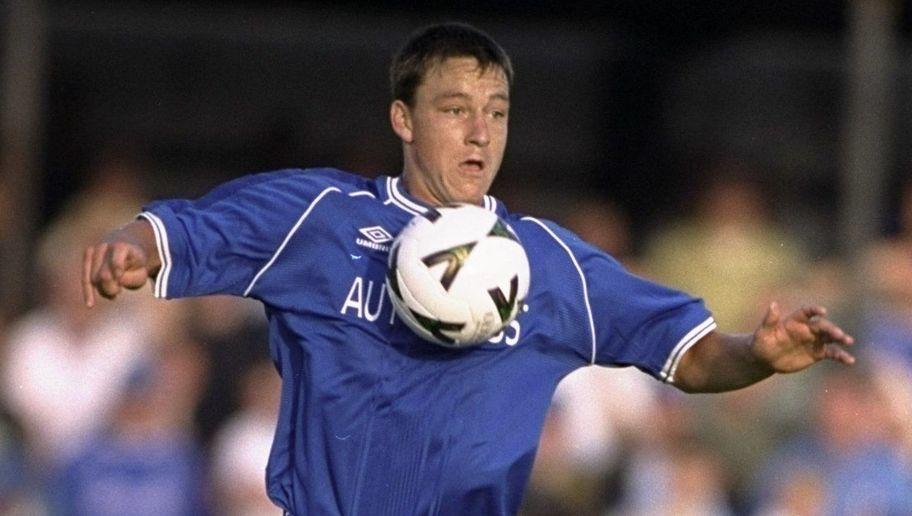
[443,107,464,116]
[491,110,507,119]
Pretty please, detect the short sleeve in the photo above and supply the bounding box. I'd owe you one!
[538,222,715,383]
[139,168,341,299]
[585,251,715,382]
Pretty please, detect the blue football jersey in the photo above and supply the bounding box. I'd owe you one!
[140,168,715,516]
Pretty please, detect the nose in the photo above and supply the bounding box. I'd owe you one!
[466,113,490,147]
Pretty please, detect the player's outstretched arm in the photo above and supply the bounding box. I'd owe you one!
[673,303,856,393]
[82,219,161,307]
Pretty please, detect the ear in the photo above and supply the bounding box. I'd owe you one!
[390,100,414,143]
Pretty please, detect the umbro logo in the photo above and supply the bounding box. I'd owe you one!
[359,226,392,243]
[356,225,392,252]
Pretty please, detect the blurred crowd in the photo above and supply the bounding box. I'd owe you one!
[0,153,910,516]
[517,167,912,516]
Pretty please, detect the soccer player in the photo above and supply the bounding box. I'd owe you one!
[82,22,855,515]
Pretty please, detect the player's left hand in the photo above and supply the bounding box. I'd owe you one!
[750,302,856,373]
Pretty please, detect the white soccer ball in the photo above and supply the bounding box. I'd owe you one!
[386,204,530,348]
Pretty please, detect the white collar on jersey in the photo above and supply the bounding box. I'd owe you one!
[384,176,499,216]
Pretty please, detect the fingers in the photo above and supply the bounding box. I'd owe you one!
[809,318,855,346]
[83,242,148,303]
[120,267,150,290]
[111,244,130,282]
[797,308,856,366]
[763,302,781,328]
[794,305,827,323]
[782,304,855,345]
[824,344,856,365]
[94,244,122,300]
[82,246,96,308]
[89,242,108,290]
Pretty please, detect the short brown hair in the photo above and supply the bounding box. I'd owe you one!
[390,22,514,106]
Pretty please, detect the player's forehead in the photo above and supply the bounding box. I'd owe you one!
[418,56,510,103]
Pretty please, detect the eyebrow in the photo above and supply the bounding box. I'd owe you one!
[433,91,510,103]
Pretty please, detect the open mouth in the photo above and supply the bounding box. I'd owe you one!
[460,159,485,173]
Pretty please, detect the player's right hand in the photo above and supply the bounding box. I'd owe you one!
[82,220,159,307]
[750,302,855,372]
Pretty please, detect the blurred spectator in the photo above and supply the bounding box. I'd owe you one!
[709,374,822,505]
[643,166,806,331]
[52,338,210,516]
[0,195,155,471]
[687,371,816,513]
[520,367,659,516]
[559,195,640,271]
[617,392,734,516]
[0,407,33,514]
[189,295,270,444]
[753,466,827,516]
[868,356,912,476]
[751,366,912,515]
[79,143,150,206]
[861,180,912,367]
[210,359,282,516]
[520,401,601,516]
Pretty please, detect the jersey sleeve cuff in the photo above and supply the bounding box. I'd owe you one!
[137,211,172,299]
[659,316,717,384]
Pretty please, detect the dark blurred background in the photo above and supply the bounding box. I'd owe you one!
[13,1,911,252]
[2,1,912,515]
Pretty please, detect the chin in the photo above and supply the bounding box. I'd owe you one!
[457,184,492,205]
[450,192,485,206]
[441,177,491,206]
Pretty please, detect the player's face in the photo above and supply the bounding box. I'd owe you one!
[392,57,509,206]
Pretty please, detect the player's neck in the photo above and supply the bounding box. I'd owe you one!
[400,172,442,207]
[399,172,485,208]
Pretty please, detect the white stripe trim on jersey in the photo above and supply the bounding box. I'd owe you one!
[243,186,341,297]
[138,212,172,299]
[386,177,424,215]
[138,212,166,298]
[521,216,598,364]
[383,177,396,206]
[484,195,498,213]
[659,316,717,383]
[348,190,376,198]
[388,176,426,215]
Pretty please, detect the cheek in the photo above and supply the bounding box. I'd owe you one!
[489,121,508,143]
[490,128,508,159]
[421,128,459,161]
[418,136,449,168]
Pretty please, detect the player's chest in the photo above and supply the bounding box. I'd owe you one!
[259,204,566,356]
[259,205,404,322]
